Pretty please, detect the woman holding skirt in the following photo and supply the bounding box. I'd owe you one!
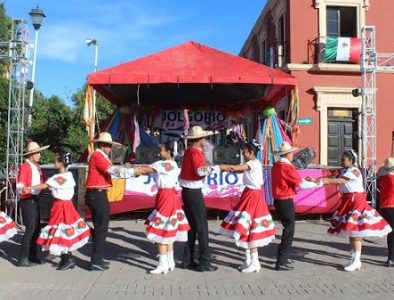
[218,142,276,273]
[27,153,90,270]
[311,150,392,272]
[136,143,190,275]
[0,210,17,243]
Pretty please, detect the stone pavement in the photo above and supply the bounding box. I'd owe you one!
[0,219,393,300]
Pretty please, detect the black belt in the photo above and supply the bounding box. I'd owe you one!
[86,188,107,192]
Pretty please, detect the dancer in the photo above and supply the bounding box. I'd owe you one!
[85,132,135,271]
[377,157,394,267]
[26,153,90,270]
[272,141,322,271]
[135,142,190,275]
[179,126,218,272]
[0,210,17,243]
[219,142,276,273]
[16,141,49,266]
[312,150,392,271]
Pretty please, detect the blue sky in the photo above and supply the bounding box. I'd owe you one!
[5,0,267,106]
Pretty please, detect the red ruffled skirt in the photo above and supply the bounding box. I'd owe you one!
[220,188,276,249]
[145,189,190,244]
[0,211,17,242]
[328,192,392,237]
[37,200,90,255]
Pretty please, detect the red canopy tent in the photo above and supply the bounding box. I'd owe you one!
[87,41,296,109]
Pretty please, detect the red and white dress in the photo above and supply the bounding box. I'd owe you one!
[145,160,190,244]
[220,159,276,249]
[328,167,392,237]
[0,211,17,243]
[37,172,90,255]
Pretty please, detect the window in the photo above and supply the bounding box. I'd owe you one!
[261,40,266,64]
[327,6,357,37]
[277,15,286,66]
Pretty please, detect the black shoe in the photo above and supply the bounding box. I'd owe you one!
[275,263,294,271]
[197,264,218,272]
[100,260,110,266]
[18,258,35,267]
[182,261,199,270]
[29,257,43,265]
[90,263,109,271]
[387,260,394,267]
[57,258,75,271]
[286,258,295,265]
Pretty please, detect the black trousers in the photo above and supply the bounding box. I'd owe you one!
[182,188,211,267]
[19,196,41,259]
[274,198,295,265]
[380,208,394,261]
[85,190,109,264]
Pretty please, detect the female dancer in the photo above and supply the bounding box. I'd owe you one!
[0,210,17,243]
[311,150,392,271]
[377,157,394,267]
[218,142,276,273]
[27,153,90,270]
[136,142,190,275]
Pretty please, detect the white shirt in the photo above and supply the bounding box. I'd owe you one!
[46,171,76,201]
[243,159,264,190]
[338,167,364,193]
[27,159,42,195]
[150,160,179,189]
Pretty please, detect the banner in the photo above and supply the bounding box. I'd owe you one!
[153,109,234,131]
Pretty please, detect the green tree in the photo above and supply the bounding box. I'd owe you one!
[0,3,12,74]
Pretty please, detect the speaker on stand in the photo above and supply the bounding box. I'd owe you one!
[293,147,316,169]
[213,145,241,164]
[135,145,160,164]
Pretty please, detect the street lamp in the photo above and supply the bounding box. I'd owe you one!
[85,37,98,137]
[27,6,46,128]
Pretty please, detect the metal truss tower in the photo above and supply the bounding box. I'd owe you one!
[361,26,394,207]
[0,19,29,222]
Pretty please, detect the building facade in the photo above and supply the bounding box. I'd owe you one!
[240,0,393,167]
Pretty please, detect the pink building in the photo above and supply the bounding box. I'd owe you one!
[240,0,394,167]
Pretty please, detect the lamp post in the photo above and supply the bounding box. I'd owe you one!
[27,6,46,128]
[85,38,98,137]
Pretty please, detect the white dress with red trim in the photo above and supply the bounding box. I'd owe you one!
[145,160,190,244]
[0,211,17,242]
[37,172,90,255]
[220,159,276,249]
[328,167,392,237]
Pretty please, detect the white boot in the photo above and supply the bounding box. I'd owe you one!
[150,254,169,275]
[241,252,261,273]
[342,250,355,267]
[168,251,175,271]
[238,249,251,270]
[344,251,361,272]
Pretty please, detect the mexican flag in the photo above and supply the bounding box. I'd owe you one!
[324,36,361,64]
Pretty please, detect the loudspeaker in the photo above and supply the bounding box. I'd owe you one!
[111,144,128,165]
[40,164,87,222]
[293,147,316,169]
[213,146,241,164]
[135,145,160,164]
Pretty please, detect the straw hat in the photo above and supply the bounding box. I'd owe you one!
[94,132,122,146]
[182,126,214,140]
[23,141,49,156]
[274,141,300,156]
[384,157,394,171]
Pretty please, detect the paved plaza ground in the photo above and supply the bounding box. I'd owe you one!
[0,218,393,300]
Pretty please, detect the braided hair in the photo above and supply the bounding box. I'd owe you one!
[343,149,358,167]
[56,152,72,169]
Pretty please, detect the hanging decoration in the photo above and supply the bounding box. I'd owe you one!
[256,106,292,165]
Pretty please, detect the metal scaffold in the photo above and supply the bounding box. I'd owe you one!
[361,26,394,207]
[0,19,29,223]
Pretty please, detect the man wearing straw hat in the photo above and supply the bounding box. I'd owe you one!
[179,126,218,272]
[85,132,135,271]
[272,141,321,271]
[16,141,49,267]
